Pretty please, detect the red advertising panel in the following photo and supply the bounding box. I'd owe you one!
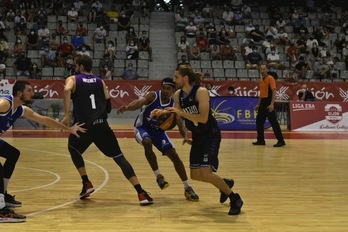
[289,101,348,131]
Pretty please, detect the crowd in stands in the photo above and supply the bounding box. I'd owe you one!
[0,0,152,80]
[175,0,348,82]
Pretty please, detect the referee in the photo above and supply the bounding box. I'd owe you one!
[252,64,286,147]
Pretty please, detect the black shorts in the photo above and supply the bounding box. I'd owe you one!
[68,121,122,158]
[189,127,221,172]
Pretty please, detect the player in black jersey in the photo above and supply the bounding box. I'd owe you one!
[61,55,153,206]
[167,65,243,215]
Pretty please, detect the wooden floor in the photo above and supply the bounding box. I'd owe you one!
[1,124,348,232]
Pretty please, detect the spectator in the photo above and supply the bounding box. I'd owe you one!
[0,60,6,79]
[295,56,309,78]
[38,24,50,40]
[107,4,118,23]
[73,0,84,16]
[15,18,27,36]
[88,6,97,23]
[49,33,60,51]
[175,8,188,32]
[76,45,91,57]
[67,6,79,23]
[245,21,255,36]
[202,3,213,18]
[188,41,201,60]
[205,82,220,97]
[76,22,87,37]
[285,69,298,83]
[39,36,50,50]
[26,29,40,50]
[196,32,209,53]
[126,26,138,43]
[221,7,235,26]
[117,12,131,31]
[55,20,68,37]
[27,4,37,22]
[120,62,139,80]
[267,47,285,69]
[177,36,189,54]
[246,47,263,69]
[99,54,113,76]
[100,64,113,80]
[105,40,116,59]
[58,37,75,58]
[298,84,315,101]
[93,25,107,45]
[177,54,190,66]
[71,34,85,49]
[126,38,139,60]
[0,37,9,62]
[277,27,289,46]
[316,58,331,81]
[13,53,32,77]
[217,27,229,45]
[29,62,41,79]
[185,21,197,38]
[210,44,222,60]
[40,45,59,67]
[37,6,48,25]
[138,30,153,61]
[249,25,265,44]
[220,41,237,61]
[13,37,26,58]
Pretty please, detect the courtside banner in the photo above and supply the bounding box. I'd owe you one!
[210,96,270,130]
[290,101,348,131]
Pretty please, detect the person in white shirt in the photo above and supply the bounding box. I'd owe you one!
[67,7,79,23]
[93,26,107,44]
[222,8,235,25]
[37,25,50,40]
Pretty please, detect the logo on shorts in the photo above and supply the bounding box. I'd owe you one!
[203,154,209,163]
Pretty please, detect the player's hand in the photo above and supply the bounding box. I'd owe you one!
[117,106,127,114]
[267,104,274,112]
[69,122,86,138]
[182,139,192,145]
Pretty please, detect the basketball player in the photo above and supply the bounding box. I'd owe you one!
[61,55,153,206]
[0,81,85,223]
[117,78,199,201]
[166,65,243,215]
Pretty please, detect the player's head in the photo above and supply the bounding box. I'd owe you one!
[162,77,175,89]
[175,65,202,88]
[161,77,175,98]
[75,54,92,72]
[13,81,34,104]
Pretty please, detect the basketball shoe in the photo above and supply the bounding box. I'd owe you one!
[5,193,22,207]
[79,181,95,199]
[228,193,243,215]
[156,174,169,190]
[219,178,234,203]
[0,207,26,223]
[138,191,154,206]
[184,186,199,201]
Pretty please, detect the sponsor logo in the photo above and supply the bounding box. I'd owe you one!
[292,103,316,111]
[324,104,342,124]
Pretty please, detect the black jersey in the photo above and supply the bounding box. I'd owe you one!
[179,85,218,133]
[71,73,107,127]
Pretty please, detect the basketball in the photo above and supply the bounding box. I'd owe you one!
[156,111,176,130]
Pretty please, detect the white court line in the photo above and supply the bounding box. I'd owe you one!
[18,148,109,217]
[12,167,61,192]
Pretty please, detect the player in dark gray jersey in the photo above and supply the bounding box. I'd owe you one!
[167,65,243,215]
[61,55,153,206]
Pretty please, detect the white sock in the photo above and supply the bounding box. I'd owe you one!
[3,178,9,193]
[183,180,190,189]
[0,193,5,209]
[154,169,161,177]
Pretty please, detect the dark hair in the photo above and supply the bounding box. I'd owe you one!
[13,81,31,96]
[161,77,175,89]
[75,55,92,72]
[176,65,202,85]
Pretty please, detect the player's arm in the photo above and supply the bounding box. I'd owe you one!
[0,98,11,113]
[102,80,112,113]
[23,106,85,137]
[168,87,210,124]
[61,75,75,126]
[117,91,155,114]
[172,90,191,145]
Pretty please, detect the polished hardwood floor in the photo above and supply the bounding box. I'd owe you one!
[1,124,348,232]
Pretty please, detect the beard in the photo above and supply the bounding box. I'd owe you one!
[20,95,32,105]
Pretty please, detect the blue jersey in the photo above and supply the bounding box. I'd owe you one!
[134,90,174,129]
[72,73,107,127]
[0,95,24,134]
[178,85,218,133]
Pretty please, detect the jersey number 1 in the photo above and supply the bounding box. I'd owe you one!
[90,94,96,109]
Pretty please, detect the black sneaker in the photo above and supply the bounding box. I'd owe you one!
[5,193,22,207]
[219,178,234,203]
[252,141,266,145]
[156,174,169,190]
[273,141,286,147]
[138,191,154,206]
[0,207,26,223]
[228,193,243,215]
[79,181,95,199]
[184,186,199,201]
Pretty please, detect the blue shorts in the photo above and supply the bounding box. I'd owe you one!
[134,125,174,154]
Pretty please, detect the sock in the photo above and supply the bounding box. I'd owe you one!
[134,184,143,194]
[81,175,89,183]
[154,169,161,178]
[183,180,190,189]
[0,193,5,209]
[3,178,9,193]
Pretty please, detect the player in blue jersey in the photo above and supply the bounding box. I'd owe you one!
[117,78,199,201]
[61,55,153,206]
[0,81,85,223]
[167,65,244,215]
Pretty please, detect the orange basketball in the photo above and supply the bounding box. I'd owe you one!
[156,111,176,130]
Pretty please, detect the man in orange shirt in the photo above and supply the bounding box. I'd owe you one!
[252,65,285,147]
